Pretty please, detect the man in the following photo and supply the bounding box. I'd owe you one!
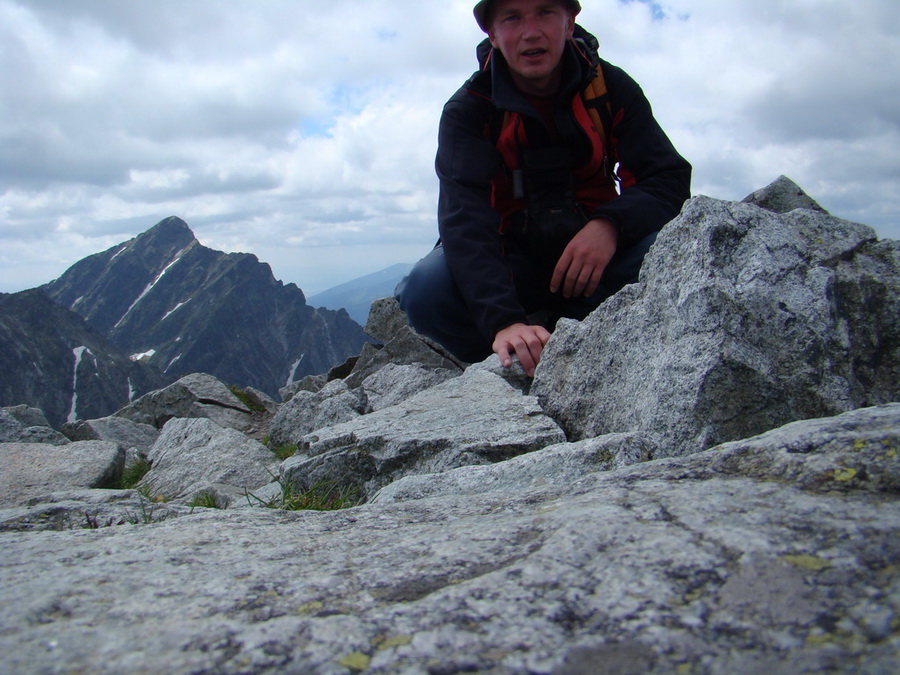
[397,0,691,376]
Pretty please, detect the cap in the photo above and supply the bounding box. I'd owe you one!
[473,0,582,33]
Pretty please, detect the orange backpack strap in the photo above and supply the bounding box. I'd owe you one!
[581,68,617,180]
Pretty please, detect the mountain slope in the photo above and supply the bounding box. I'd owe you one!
[43,217,370,397]
[0,290,171,427]
[308,262,412,325]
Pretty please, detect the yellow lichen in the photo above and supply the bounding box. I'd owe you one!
[376,635,413,650]
[833,467,858,482]
[782,554,831,571]
[338,652,371,671]
[296,600,324,615]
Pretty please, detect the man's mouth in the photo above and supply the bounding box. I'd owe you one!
[522,48,547,58]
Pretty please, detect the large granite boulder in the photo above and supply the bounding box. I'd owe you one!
[115,372,254,432]
[533,183,900,455]
[0,441,124,507]
[140,417,276,505]
[0,406,69,445]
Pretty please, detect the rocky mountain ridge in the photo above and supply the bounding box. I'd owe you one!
[1,217,371,425]
[0,289,171,427]
[0,177,898,674]
[43,216,370,396]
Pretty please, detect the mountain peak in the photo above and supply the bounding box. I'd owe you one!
[138,216,196,249]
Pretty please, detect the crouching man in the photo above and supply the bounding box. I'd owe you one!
[397,0,691,375]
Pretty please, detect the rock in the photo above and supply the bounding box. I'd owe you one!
[267,379,368,448]
[279,373,328,402]
[364,295,409,344]
[360,363,459,411]
[533,191,900,455]
[115,372,254,432]
[0,406,70,445]
[0,441,124,507]
[140,417,276,505]
[373,431,656,503]
[0,405,896,673]
[344,325,464,389]
[285,369,566,498]
[0,489,193,532]
[60,415,159,454]
[742,174,828,214]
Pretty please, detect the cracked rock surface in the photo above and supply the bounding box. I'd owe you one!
[1,406,897,674]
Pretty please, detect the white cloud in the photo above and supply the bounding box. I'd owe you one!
[1,0,898,295]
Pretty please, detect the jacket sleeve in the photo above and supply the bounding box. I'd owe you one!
[589,60,692,249]
[436,88,530,340]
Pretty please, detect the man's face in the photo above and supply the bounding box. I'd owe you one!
[488,0,575,96]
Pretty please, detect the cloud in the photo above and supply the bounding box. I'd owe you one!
[1,0,898,295]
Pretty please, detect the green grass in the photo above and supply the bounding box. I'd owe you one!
[189,489,226,509]
[247,478,362,512]
[270,443,298,461]
[119,457,152,489]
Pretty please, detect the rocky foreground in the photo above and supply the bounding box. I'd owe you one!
[0,178,898,674]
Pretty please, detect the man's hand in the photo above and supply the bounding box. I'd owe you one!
[550,218,618,298]
[493,323,551,377]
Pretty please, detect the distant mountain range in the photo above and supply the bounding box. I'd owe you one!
[1,217,375,425]
[308,262,412,325]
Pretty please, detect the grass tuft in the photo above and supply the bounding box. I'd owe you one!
[119,457,152,489]
[247,477,362,512]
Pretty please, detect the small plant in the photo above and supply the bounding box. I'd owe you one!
[229,385,267,413]
[83,512,126,529]
[189,489,226,510]
[247,477,362,512]
[119,457,152,489]
[271,443,298,461]
[122,492,170,525]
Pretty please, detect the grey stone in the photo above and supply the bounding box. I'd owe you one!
[364,295,409,344]
[141,417,276,505]
[2,405,54,429]
[243,387,280,414]
[466,353,534,394]
[0,489,193,532]
[0,408,70,445]
[267,379,368,448]
[373,432,656,503]
[742,174,828,214]
[115,372,254,432]
[0,406,896,674]
[279,373,328,402]
[360,363,458,411]
[533,193,900,455]
[344,325,464,389]
[286,369,566,498]
[61,415,159,453]
[0,441,124,507]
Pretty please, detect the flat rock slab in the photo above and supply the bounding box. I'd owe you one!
[286,369,566,496]
[0,409,897,673]
[0,441,123,508]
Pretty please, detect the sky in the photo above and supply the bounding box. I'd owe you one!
[1,0,898,296]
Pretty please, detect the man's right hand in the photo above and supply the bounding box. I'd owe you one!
[492,323,551,377]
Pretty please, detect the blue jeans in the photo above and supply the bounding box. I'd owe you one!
[395,231,658,363]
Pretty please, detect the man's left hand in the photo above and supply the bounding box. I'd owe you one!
[550,218,618,298]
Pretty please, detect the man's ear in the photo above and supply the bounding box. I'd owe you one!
[565,14,576,39]
[488,29,498,48]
